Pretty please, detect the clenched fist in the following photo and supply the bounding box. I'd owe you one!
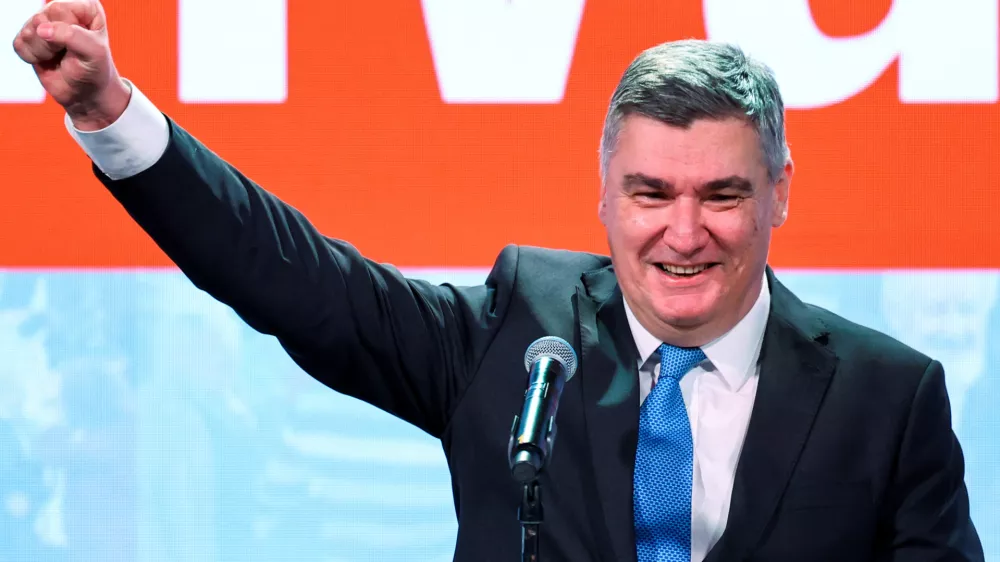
[12,0,130,130]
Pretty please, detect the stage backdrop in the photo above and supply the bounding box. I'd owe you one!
[1,1,999,560]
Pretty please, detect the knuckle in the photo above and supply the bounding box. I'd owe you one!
[28,41,52,58]
[16,44,36,63]
[47,2,73,22]
[18,35,38,55]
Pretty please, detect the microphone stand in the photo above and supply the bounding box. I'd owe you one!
[519,479,543,562]
[510,415,546,562]
[511,338,577,562]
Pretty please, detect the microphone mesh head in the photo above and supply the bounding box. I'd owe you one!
[523,336,579,380]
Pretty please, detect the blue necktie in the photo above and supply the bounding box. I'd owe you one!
[634,343,706,562]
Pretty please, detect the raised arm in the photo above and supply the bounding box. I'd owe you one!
[13,0,516,436]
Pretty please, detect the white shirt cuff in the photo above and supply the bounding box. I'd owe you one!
[64,79,170,181]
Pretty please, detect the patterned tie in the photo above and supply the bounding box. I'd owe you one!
[634,343,706,562]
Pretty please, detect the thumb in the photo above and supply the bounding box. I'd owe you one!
[36,21,103,60]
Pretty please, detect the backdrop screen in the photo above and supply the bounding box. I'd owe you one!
[1,1,999,560]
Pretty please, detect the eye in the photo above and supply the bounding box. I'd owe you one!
[708,193,739,201]
[635,190,666,200]
[704,193,745,208]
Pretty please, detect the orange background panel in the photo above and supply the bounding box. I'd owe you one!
[1,0,998,268]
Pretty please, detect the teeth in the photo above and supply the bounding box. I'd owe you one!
[659,263,709,275]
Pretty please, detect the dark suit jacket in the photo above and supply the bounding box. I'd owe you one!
[94,118,984,561]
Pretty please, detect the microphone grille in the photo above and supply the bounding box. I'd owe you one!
[523,336,579,380]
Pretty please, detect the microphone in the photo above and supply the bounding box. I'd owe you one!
[508,336,579,483]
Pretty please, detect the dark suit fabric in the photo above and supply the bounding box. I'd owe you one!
[95,118,984,561]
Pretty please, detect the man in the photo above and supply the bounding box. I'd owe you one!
[12,1,984,560]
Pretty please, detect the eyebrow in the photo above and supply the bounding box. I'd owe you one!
[622,173,753,194]
[622,173,670,190]
[703,175,754,193]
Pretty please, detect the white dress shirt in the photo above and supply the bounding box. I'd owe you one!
[625,276,769,562]
[64,81,170,180]
[65,82,772,562]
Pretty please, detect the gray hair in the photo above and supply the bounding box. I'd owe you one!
[599,39,789,183]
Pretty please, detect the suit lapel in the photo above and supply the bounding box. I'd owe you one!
[706,268,839,561]
[575,265,641,562]
[575,265,838,562]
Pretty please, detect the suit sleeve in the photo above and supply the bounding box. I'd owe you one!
[96,117,518,437]
[877,359,985,561]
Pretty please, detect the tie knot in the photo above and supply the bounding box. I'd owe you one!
[657,343,706,381]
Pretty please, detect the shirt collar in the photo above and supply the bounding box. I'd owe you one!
[623,272,771,392]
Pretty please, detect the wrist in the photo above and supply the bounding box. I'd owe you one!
[67,77,132,132]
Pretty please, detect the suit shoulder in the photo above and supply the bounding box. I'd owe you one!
[481,245,611,324]
[487,244,611,287]
[806,303,933,376]
[515,244,611,273]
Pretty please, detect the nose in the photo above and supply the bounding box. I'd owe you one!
[662,196,708,257]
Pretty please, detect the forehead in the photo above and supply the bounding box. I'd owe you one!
[609,114,767,183]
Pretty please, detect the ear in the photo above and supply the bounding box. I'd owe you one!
[598,180,609,226]
[771,159,793,228]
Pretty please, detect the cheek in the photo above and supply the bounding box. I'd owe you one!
[707,209,765,253]
[628,213,653,233]
[610,206,659,245]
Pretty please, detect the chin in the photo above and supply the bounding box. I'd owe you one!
[651,298,718,329]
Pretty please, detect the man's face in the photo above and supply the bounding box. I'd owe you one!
[599,114,791,346]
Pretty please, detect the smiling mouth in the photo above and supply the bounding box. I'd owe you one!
[655,263,717,277]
